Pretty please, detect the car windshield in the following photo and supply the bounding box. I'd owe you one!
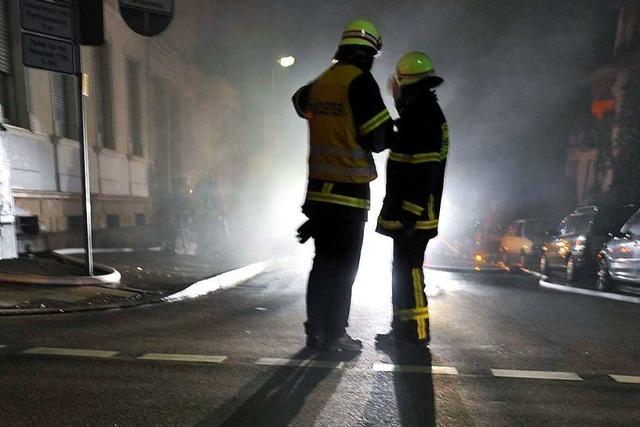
[524,220,554,237]
[592,208,637,235]
[559,214,594,236]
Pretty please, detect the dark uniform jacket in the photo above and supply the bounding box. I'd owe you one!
[376,88,449,238]
[292,61,394,223]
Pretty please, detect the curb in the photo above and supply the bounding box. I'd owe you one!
[518,267,640,304]
[0,260,271,316]
[0,249,122,286]
[539,278,640,304]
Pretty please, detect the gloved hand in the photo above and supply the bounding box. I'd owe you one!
[296,220,315,244]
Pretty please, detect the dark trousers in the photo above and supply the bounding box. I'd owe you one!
[304,218,365,341]
[391,233,431,341]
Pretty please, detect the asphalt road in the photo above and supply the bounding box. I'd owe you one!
[0,254,639,426]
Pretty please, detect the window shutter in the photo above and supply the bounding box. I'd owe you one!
[0,0,11,74]
[51,74,67,136]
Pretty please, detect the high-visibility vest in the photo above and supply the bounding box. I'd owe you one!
[306,64,377,184]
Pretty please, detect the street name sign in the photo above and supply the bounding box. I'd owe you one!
[20,0,75,75]
[119,0,174,37]
[20,0,74,40]
[22,32,75,74]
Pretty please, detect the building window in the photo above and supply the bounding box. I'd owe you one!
[126,58,143,156]
[106,214,120,228]
[0,0,12,122]
[51,73,78,139]
[67,215,83,231]
[135,213,145,225]
[583,159,594,197]
[94,43,114,149]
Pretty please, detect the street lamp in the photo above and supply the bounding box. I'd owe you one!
[272,55,296,97]
[277,55,295,68]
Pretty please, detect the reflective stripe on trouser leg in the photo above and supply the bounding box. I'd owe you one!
[412,268,428,340]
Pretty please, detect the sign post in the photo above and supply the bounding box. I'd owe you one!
[20,0,94,275]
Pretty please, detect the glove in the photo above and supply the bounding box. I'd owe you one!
[296,220,315,244]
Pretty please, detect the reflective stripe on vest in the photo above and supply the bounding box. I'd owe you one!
[388,151,441,164]
[428,194,436,221]
[306,191,370,210]
[441,122,449,159]
[377,218,439,230]
[401,200,425,216]
[359,109,391,135]
[307,64,377,184]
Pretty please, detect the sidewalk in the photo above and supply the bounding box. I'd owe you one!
[0,249,254,315]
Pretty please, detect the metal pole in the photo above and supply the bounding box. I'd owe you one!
[75,9,93,276]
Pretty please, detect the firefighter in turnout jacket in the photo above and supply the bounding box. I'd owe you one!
[293,19,394,351]
[376,51,449,347]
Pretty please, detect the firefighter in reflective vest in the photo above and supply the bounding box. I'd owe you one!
[293,19,394,351]
[375,52,449,347]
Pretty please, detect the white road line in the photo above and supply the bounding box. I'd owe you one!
[373,363,459,375]
[610,374,640,384]
[23,347,119,358]
[255,357,344,369]
[0,345,5,349]
[539,279,640,304]
[491,369,582,381]
[138,353,227,364]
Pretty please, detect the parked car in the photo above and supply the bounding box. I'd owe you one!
[500,218,555,268]
[539,205,637,282]
[596,208,640,291]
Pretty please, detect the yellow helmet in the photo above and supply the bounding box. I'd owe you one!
[395,51,443,87]
[339,19,382,53]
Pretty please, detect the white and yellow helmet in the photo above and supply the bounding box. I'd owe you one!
[395,51,443,87]
[339,19,382,54]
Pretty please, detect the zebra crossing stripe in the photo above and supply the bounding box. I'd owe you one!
[23,347,119,358]
[373,363,458,375]
[491,369,582,381]
[610,374,640,384]
[138,353,227,363]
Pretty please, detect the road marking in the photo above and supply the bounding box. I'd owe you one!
[23,347,119,358]
[0,345,5,349]
[255,357,344,369]
[491,369,582,381]
[373,363,459,375]
[138,353,227,364]
[539,279,640,304]
[610,374,640,384]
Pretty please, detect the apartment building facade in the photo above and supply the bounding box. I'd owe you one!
[566,1,640,205]
[0,0,237,254]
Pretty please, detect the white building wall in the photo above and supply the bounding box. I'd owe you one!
[6,126,56,191]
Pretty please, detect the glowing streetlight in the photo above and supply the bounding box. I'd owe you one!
[277,56,295,68]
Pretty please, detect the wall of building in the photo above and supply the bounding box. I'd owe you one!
[0,0,238,253]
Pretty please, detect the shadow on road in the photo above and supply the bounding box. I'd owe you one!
[201,348,357,426]
[366,344,436,426]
